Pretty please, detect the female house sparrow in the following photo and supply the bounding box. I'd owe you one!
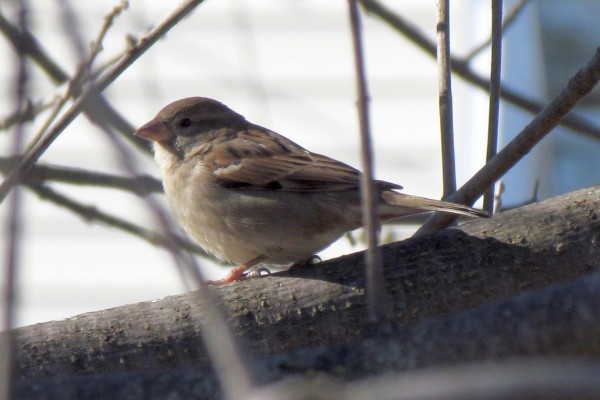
[136,97,486,283]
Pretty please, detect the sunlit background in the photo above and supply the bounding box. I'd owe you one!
[1,0,599,327]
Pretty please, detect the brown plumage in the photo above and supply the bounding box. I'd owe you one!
[136,97,487,283]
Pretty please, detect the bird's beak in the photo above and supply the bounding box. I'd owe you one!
[135,119,173,142]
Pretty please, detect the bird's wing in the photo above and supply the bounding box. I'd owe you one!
[202,127,401,192]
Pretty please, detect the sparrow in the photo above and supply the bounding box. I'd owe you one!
[135,97,487,284]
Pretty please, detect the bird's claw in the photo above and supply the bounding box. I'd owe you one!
[244,267,271,280]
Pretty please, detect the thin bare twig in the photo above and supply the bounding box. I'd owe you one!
[57,0,88,61]
[358,0,600,142]
[24,78,77,155]
[436,0,456,197]
[2,2,29,399]
[347,0,388,325]
[0,7,149,154]
[0,157,220,261]
[0,96,55,130]
[483,0,504,213]
[416,46,600,234]
[0,0,205,203]
[26,182,206,258]
[57,0,129,85]
[0,47,128,132]
[13,161,162,195]
[464,0,529,61]
[0,10,66,82]
[23,1,127,157]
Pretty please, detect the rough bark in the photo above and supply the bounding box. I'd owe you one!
[10,185,600,399]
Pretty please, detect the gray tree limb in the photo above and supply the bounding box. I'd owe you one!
[10,184,600,399]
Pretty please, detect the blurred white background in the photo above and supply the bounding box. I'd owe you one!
[1,0,598,327]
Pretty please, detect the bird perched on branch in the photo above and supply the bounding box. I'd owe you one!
[136,97,486,284]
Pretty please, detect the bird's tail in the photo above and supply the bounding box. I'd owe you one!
[380,191,489,220]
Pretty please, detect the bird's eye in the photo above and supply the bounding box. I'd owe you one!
[179,118,192,128]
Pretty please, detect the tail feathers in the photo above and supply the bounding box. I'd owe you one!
[381,191,489,219]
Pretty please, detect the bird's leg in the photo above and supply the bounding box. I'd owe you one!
[207,255,267,285]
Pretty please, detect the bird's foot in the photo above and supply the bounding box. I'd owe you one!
[288,255,321,271]
[243,267,271,280]
[206,255,267,285]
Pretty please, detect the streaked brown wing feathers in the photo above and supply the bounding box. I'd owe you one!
[203,127,364,191]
